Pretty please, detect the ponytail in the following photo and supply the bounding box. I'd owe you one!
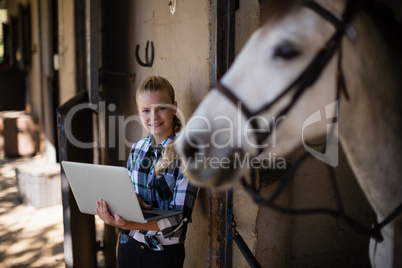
[155,115,182,177]
[172,114,182,134]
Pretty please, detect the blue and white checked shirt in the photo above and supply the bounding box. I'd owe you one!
[123,134,198,250]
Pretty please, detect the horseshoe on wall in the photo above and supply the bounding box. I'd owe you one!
[135,41,154,67]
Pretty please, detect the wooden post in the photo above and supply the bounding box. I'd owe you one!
[57,91,98,268]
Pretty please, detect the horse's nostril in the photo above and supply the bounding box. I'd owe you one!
[183,137,202,160]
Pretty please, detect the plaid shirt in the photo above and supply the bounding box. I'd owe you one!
[123,134,198,250]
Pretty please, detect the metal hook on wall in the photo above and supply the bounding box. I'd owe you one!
[169,0,176,15]
[135,41,154,67]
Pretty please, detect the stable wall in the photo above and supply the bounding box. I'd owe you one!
[129,2,212,266]
[100,1,211,266]
[255,142,373,268]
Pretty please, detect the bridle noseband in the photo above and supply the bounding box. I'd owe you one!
[214,0,402,242]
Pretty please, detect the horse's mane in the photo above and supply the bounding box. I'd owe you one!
[260,0,402,52]
[260,0,402,24]
[259,0,303,22]
[360,0,402,53]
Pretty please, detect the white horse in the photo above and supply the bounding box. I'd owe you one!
[175,0,402,267]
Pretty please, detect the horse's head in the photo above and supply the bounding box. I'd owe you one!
[176,0,350,187]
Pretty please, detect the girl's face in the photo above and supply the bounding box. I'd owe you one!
[137,90,177,144]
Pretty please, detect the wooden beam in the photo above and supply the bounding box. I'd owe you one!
[57,91,98,268]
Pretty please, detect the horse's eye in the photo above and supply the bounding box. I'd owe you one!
[273,41,301,60]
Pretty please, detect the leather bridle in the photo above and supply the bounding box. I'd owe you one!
[214,0,402,242]
[215,0,356,155]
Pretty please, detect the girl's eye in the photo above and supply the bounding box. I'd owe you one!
[273,40,301,60]
[159,107,166,111]
[142,109,149,113]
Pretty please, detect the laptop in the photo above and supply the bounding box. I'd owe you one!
[61,161,182,223]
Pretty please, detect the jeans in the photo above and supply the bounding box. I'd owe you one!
[117,235,185,268]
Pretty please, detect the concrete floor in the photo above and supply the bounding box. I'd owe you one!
[0,154,109,268]
[0,156,65,267]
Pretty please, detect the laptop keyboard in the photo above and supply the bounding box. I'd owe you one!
[143,212,160,218]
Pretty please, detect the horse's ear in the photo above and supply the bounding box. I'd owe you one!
[260,0,303,24]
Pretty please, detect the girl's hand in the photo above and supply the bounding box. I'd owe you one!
[96,199,127,228]
[96,199,160,231]
[136,194,152,209]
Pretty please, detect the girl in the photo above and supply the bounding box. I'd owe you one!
[96,76,198,268]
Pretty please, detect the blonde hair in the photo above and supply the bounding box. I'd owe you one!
[136,76,182,177]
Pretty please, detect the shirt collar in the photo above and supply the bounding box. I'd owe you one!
[149,134,176,150]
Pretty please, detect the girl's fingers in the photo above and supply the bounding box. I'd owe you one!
[96,199,109,219]
[96,199,126,228]
[143,202,152,209]
[99,200,108,213]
